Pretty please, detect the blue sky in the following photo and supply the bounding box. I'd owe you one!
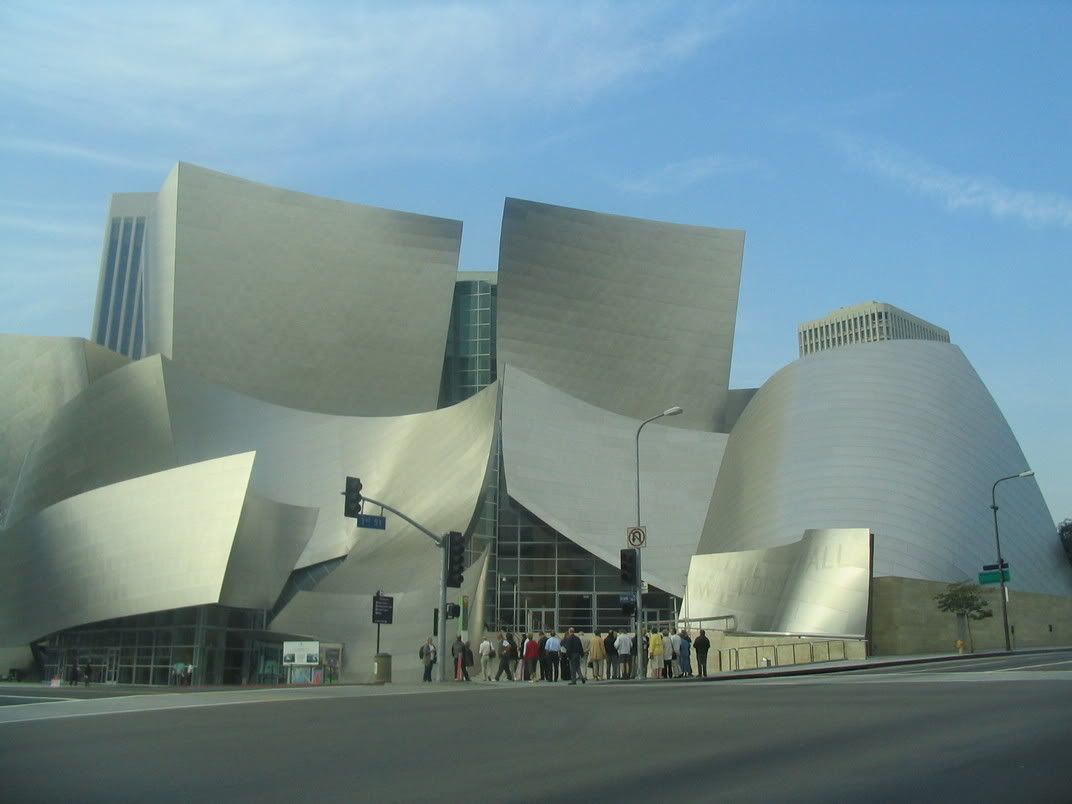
[1,1,1069,520]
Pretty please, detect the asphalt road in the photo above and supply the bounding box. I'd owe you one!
[1,651,1069,803]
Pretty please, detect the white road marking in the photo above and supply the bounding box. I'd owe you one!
[0,694,78,702]
[996,657,1072,672]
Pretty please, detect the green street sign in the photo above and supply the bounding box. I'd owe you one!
[978,569,1011,584]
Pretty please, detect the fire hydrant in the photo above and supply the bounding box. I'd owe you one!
[955,639,966,655]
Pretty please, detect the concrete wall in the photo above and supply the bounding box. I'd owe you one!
[871,576,1072,655]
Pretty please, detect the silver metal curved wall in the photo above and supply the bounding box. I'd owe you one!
[496,198,745,432]
[144,162,462,416]
[0,453,317,646]
[683,528,873,636]
[6,354,498,570]
[0,335,127,523]
[501,365,727,597]
[698,341,1072,596]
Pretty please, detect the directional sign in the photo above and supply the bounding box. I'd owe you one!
[372,594,394,624]
[626,526,647,548]
[357,513,386,530]
[982,561,1009,571]
[978,569,1011,585]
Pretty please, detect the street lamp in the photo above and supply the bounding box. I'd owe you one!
[991,470,1034,651]
[634,405,683,679]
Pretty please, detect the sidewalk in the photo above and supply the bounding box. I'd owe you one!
[682,644,1072,682]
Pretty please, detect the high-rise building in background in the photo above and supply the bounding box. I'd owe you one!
[90,193,154,359]
[797,301,950,357]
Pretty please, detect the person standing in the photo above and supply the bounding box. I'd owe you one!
[669,629,682,678]
[604,630,619,680]
[419,637,437,682]
[451,636,470,681]
[505,634,518,681]
[662,629,674,679]
[564,628,587,685]
[494,633,514,681]
[479,635,495,681]
[679,630,693,678]
[588,630,607,680]
[648,628,664,678]
[614,631,633,679]
[694,630,711,677]
[544,631,561,682]
[83,661,91,687]
[522,633,540,681]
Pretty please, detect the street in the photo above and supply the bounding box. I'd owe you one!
[1,650,1069,803]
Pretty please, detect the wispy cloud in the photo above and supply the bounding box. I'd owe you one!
[836,134,1072,229]
[0,137,162,172]
[0,2,736,146]
[0,214,99,239]
[617,155,769,195]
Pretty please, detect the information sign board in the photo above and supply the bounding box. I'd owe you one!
[372,594,394,625]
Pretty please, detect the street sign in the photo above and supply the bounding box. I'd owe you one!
[626,526,647,548]
[978,569,1011,584]
[372,593,394,624]
[982,561,1009,571]
[357,513,386,530]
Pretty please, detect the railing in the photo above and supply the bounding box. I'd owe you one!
[722,639,853,671]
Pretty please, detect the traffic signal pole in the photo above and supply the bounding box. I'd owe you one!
[353,491,450,681]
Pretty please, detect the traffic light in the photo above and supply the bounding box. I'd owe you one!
[445,602,461,620]
[620,548,638,586]
[343,476,363,518]
[446,530,465,588]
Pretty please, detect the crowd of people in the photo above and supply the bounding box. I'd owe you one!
[420,627,714,683]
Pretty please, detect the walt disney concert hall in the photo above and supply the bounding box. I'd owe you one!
[2,163,1069,684]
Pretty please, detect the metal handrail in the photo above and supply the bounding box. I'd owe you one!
[719,638,854,672]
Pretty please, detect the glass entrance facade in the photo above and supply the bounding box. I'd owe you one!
[41,604,282,686]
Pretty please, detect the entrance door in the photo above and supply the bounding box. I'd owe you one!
[529,608,555,633]
[105,648,119,685]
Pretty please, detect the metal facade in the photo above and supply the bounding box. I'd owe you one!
[684,529,873,637]
[500,365,727,597]
[496,198,745,432]
[697,341,1072,596]
[144,163,463,416]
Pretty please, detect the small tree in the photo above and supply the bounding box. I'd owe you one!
[935,582,993,652]
[1059,519,1072,566]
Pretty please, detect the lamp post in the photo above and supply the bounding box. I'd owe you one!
[990,470,1034,651]
[635,405,683,679]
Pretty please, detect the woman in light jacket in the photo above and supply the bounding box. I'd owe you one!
[587,630,607,680]
[648,628,664,678]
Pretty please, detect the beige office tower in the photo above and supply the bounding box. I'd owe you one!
[797,301,950,357]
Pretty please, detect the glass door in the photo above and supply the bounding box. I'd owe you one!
[105,648,120,684]
[528,608,555,633]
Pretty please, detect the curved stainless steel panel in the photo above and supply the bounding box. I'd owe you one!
[501,365,727,596]
[699,341,1072,596]
[683,528,873,636]
[145,162,462,416]
[0,336,127,523]
[0,453,313,645]
[496,198,745,432]
[7,354,498,569]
